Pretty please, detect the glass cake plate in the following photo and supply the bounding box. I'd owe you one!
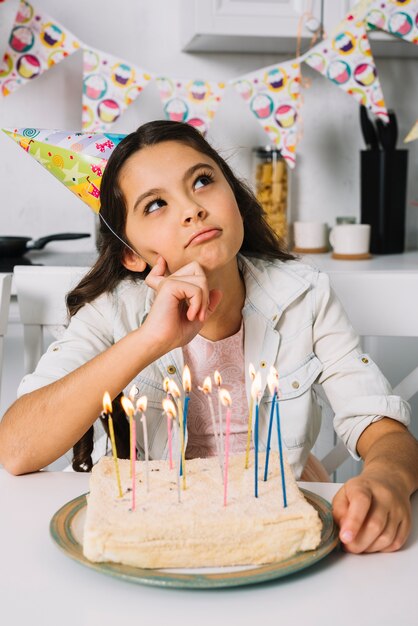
[49,488,339,589]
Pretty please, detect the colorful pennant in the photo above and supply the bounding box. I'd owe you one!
[232,60,301,168]
[366,0,418,45]
[2,127,126,212]
[303,12,389,122]
[82,46,154,132]
[156,77,226,135]
[404,118,418,143]
[0,1,81,97]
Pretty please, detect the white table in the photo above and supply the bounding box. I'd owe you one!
[1,470,417,626]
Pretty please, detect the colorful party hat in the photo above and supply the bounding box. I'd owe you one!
[2,127,126,212]
[404,119,418,144]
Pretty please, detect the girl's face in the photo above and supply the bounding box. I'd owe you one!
[118,141,244,274]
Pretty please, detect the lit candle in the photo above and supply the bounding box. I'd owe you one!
[163,377,174,469]
[102,392,123,498]
[245,363,256,469]
[136,396,149,493]
[213,370,224,462]
[181,365,191,476]
[264,366,278,481]
[121,395,136,509]
[275,388,288,508]
[199,376,224,482]
[251,373,262,498]
[220,389,232,507]
[163,398,181,503]
[168,379,186,489]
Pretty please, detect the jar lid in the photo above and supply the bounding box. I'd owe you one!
[252,145,283,158]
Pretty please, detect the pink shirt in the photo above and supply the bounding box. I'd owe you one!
[182,323,251,460]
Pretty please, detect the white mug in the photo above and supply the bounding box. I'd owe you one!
[293,221,328,251]
[329,224,371,255]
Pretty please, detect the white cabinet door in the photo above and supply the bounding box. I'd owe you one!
[180,0,326,53]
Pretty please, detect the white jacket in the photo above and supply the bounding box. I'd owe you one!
[18,254,411,477]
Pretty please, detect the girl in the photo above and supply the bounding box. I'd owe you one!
[0,121,417,554]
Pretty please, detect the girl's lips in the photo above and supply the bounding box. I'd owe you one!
[187,228,222,247]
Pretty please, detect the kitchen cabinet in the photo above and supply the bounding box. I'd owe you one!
[180,0,418,57]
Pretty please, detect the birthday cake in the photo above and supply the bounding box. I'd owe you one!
[83,452,322,569]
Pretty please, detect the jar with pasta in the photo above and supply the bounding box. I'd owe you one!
[252,146,289,246]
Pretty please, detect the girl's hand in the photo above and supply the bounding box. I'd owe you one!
[332,472,412,553]
[142,256,223,352]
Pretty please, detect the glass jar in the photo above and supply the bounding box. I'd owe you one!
[252,146,289,245]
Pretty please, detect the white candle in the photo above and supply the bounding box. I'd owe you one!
[136,396,149,492]
[199,376,224,482]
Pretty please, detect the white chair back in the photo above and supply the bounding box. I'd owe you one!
[14,266,106,470]
[0,273,13,405]
[321,271,418,475]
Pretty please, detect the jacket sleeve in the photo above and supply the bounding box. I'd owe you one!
[17,293,115,398]
[313,271,411,460]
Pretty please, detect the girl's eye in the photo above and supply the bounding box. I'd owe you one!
[194,172,214,190]
[144,197,166,215]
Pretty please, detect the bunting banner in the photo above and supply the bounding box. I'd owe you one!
[231,60,301,168]
[404,119,418,142]
[366,0,418,45]
[156,77,226,135]
[303,12,389,122]
[2,127,126,212]
[0,1,81,97]
[82,46,154,132]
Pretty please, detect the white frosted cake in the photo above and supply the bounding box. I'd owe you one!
[83,452,322,569]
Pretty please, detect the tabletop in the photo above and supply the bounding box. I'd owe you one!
[1,470,417,626]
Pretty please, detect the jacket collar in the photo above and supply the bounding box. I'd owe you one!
[140,254,311,327]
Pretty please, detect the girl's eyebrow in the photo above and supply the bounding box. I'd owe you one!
[132,162,215,212]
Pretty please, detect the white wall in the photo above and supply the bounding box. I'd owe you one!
[0,0,417,249]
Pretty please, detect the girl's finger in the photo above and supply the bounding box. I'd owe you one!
[338,483,373,546]
[145,256,167,290]
[364,514,399,553]
[381,518,410,553]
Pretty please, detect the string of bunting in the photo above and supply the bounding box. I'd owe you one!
[0,0,417,170]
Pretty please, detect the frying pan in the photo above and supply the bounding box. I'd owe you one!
[0,233,90,257]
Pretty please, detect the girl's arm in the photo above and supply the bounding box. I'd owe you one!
[0,258,222,475]
[332,417,418,553]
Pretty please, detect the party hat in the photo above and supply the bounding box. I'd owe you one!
[2,127,126,212]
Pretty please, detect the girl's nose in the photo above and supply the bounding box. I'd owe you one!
[182,204,207,224]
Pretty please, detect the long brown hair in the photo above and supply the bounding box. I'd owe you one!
[69,120,295,471]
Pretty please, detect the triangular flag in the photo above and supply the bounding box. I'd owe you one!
[0,0,81,97]
[156,77,226,135]
[366,0,418,45]
[82,46,154,132]
[303,11,389,122]
[231,60,301,168]
[404,119,418,143]
[2,127,126,212]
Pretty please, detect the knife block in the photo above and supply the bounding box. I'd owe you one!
[360,150,408,254]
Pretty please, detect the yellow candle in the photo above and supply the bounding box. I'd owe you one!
[103,392,123,498]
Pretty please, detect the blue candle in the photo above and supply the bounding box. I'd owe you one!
[263,392,276,481]
[254,400,259,497]
[275,396,287,507]
[180,394,189,477]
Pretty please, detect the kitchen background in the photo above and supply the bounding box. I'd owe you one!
[0,0,417,476]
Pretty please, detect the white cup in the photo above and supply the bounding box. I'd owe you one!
[329,224,371,256]
[293,221,328,251]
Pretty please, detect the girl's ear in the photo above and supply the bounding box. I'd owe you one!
[122,249,147,273]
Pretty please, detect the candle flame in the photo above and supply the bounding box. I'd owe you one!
[249,363,256,381]
[163,377,170,393]
[200,375,212,394]
[182,365,191,393]
[128,384,137,401]
[136,395,147,413]
[168,379,181,398]
[269,365,279,381]
[163,398,177,418]
[102,391,112,414]
[219,388,232,407]
[251,372,262,400]
[267,366,279,395]
[121,395,135,417]
[214,370,222,386]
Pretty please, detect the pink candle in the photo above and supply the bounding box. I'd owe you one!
[219,389,232,507]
